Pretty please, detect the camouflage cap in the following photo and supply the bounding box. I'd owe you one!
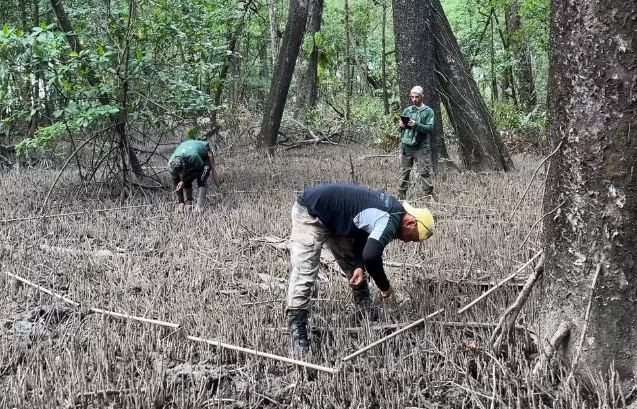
[168,156,185,174]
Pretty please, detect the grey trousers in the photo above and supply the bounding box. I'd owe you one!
[286,202,361,311]
[399,145,433,194]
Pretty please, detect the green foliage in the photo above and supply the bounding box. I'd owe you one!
[1,0,237,160]
[442,0,549,106]
[0,0,550,165]
[373,112,401,151]
[493,102,546,150]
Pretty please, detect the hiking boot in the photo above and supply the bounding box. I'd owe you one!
[353,285,380,321]
[352,285,372,309]
[288,310,310,357]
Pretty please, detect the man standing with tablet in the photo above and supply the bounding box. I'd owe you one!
[397,85,435,200]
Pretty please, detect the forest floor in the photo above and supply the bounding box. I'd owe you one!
[0,141,603,408]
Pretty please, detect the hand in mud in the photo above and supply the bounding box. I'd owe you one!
[349,268,365,288]
[176,203,185,212]
[379,286,395,300]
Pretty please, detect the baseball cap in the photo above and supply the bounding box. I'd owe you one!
[402,201,434,241]
[168,157,185,174]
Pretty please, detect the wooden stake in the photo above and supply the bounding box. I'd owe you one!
[186,335,338,374]
[4,270,339,374]
[89,307,180,329]
[3,270,80,307]
[341,308,445,362]
[457,250,543,314]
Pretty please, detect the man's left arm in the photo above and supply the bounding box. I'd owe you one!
[361,238,390,292]
[207,151,221,187]
[413,107,434,134]
[353,210,402,292]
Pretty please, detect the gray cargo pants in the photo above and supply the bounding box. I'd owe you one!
[398,145,433,195]
[286,201,363,311]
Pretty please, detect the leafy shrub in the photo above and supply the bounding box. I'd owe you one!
[493,102,546,152]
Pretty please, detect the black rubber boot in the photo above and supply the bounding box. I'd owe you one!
[195,186,208,212]
[287,310,310,357]
[352,285,372,310]
[184,187,194,206]
[353,282,381,321]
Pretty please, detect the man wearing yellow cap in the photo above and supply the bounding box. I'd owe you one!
[397,85,435,200]
[286,183,434,356]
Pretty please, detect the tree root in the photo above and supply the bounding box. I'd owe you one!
[490,253,544,355]
[532,319,572,378]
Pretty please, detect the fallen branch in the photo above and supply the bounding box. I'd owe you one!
[3,270,338,374]
[358,153,398,160]
[186,335,338,374]
[490,253,545,354]
[270,320,528,335]
[532,320,573,378]
[0,204,156,224]
[4,270,80,307]
[341,309,445,362]
[39,244,128,259]
[76,388,147,399]
[346,320,528,334]
[288,118,321,142]
[457,250,543,314]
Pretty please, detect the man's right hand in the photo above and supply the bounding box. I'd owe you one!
[349,268,365,287]
[380,286,395,300]
[175,182,184,191]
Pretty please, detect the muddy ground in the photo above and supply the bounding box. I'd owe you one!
[0,143,556,408]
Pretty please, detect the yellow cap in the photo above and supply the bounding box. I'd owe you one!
[402,201,434,241]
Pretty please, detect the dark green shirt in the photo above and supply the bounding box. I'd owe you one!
[399,104,434,149]
[169,140,210,171]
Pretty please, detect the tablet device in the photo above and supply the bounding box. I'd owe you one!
[400,116,411,127]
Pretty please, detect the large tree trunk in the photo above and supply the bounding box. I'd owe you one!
[294,0,324,122]
[540,0,637,380]
[257,0,309,155]
[430,0,513,171]
[506,1,536,112]
[392,0,450,165]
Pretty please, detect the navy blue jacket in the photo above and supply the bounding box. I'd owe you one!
[298,183,405,291]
